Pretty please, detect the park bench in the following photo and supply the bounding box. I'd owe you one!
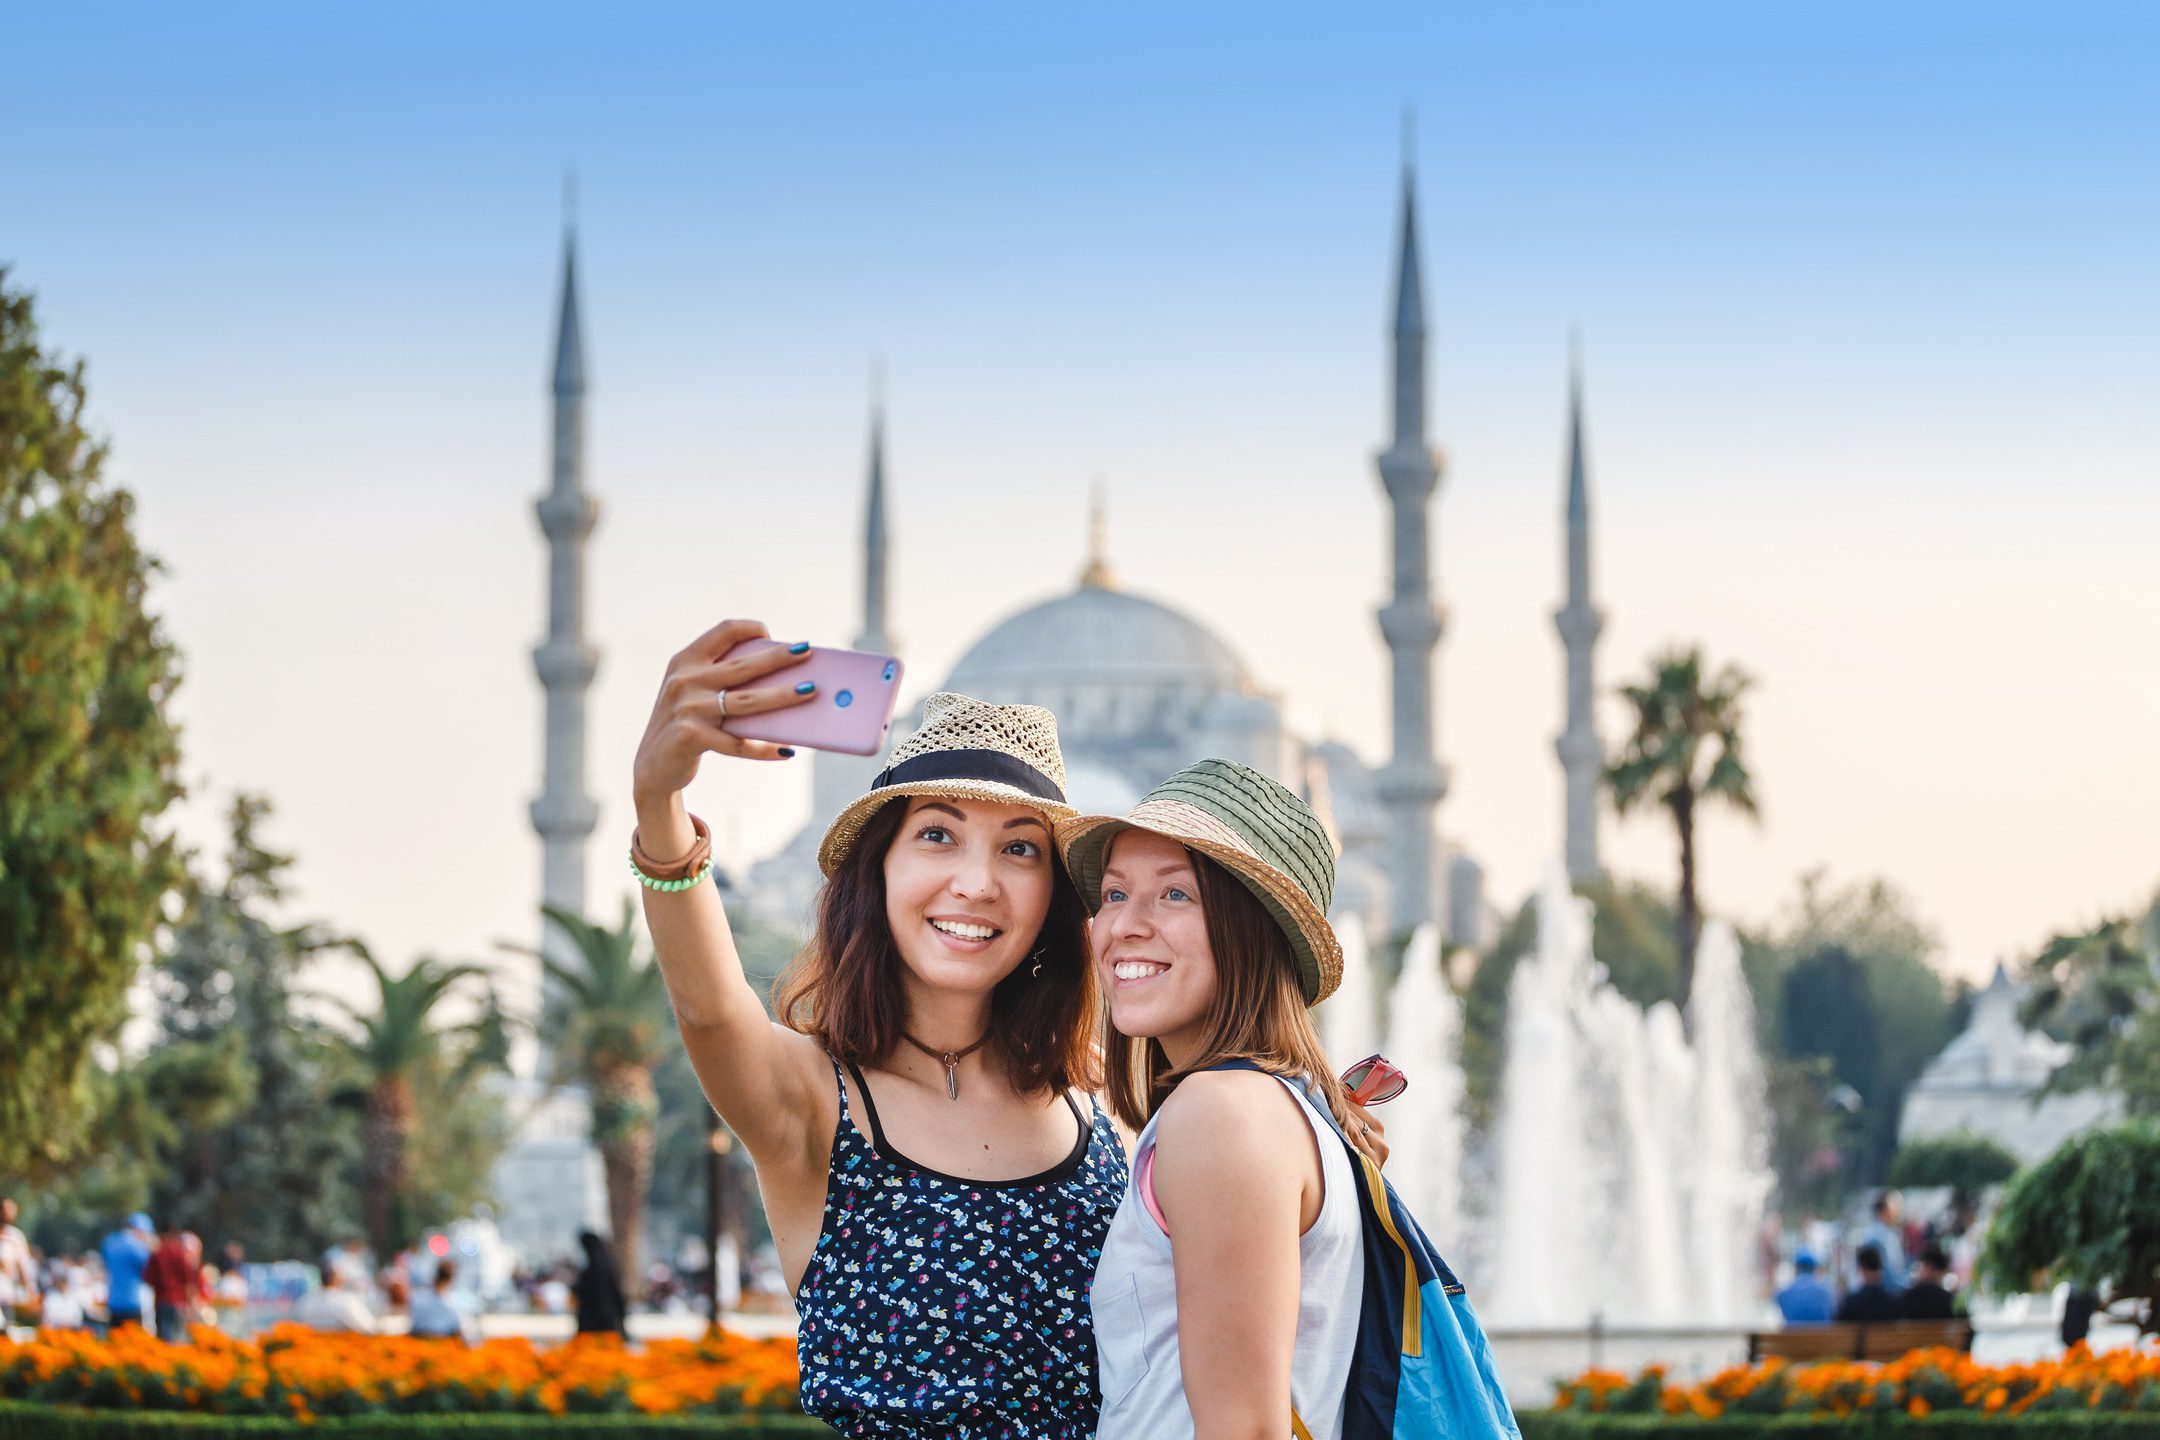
[1747,1319,1975,1363]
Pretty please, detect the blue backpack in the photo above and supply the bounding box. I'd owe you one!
[1210,1061,1520,1440]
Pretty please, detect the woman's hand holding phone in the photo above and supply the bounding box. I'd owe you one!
[632,618,818,817]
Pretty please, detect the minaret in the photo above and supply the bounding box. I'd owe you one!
[857,381,893,653]
[529,219,600,1044]
[1554,340,1605,885]
[813,386,898,826]
[1373,139,1448,938]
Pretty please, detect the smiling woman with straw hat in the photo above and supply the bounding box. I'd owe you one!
[1058,757,1366,1440]
[630,619,1126,1439]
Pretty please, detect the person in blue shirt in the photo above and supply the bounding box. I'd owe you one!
[1775,1250,1837,1324]
[99,1213,154,1329]
[1857,1191,1909,1291]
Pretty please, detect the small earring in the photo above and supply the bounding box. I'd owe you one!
[1030,946,1045,978]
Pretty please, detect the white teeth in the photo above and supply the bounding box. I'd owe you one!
[1114,961,1168,981]
[931,919,997,940]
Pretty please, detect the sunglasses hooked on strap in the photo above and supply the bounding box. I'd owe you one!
[1340,1053,1409,1107]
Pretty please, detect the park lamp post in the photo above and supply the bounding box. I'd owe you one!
[706,1111,733,1329]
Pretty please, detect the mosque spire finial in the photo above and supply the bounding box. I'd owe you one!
[1079,481,1115,589]
[1566,328,1588,531]
[1389,129,1426,441]
[552,185,585,397]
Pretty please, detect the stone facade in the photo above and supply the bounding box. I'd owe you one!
[1899,965,2123,1165]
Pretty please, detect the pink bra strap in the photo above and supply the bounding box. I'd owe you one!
[1136,1142,1170,1235]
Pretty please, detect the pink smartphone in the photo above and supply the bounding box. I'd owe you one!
[718,640,905,757]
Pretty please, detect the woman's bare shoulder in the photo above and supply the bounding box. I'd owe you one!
[1155,1068,1304,1146]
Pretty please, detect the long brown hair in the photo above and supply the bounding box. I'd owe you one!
[773,796,1100,1096]
[1101,848,1353,1133]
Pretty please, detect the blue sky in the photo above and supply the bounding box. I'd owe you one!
[11,1,2158,1002]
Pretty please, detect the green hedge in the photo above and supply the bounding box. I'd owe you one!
[1521,1413,2160,1440]
[0,1403,834,1439]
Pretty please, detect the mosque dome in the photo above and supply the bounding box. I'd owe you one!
[944,581,1252,699]
[932,559,1278,804]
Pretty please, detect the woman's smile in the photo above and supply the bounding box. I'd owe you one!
[927,913,1003,952]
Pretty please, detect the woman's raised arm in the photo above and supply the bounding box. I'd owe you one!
[632,618,827,1163]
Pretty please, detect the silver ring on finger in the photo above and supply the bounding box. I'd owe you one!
[715,688,732,721]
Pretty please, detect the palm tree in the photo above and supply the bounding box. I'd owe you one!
[1606,647,1759,1009]
[524,900,675,1302]
[328,946,492,1255]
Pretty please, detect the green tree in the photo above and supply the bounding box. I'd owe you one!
[1983,1120,2160,1335]
[527,901,677,1301]
[21,1064,172,1253]
[1577,878,1685,1012]
[1745,873,1957,1209]
[391,1014,513,1242]
[2020,904,2160,1115]
[326,946,499,1255]
[148,795,361,1257]
[1776,935,1959,1189]
[1761,1055,1847,1219]
[0,271,185,1176]
[1890,1132,2020,1218]
[1605,648,1758,1008]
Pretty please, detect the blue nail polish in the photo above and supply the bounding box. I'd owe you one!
[795,681,817,695]
[788,641,810,655]
[778,747,797,758]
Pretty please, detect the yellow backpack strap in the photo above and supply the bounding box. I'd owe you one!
[1291,1410,1315,1440]
[1356,1146,1423,1357]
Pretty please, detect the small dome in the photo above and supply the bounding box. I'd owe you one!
[944,584,1251,697]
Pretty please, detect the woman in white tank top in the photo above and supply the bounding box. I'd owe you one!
[1057,760,1370,1440]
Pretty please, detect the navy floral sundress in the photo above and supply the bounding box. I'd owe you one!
[795,1058,1128,1438]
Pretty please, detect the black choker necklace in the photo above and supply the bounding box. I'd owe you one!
[901,1030,989,1100]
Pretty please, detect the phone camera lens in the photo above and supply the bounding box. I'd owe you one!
[835,689,854,709]
[881,661,897,681]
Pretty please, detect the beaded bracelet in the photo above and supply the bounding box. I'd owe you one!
[631,851,715,893]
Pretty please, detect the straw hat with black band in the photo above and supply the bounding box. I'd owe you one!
[1057,758,1344,1006]
[817,691,1079,875]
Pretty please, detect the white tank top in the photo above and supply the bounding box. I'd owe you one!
[1090,1073,1364,1440]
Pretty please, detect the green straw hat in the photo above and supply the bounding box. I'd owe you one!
[1057,758,1343,1005]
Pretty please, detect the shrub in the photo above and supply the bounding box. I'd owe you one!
[1984,1121,2160,1334]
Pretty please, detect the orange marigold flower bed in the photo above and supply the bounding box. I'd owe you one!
[1552,1343,2160,1419]
[0,1324,801,1421]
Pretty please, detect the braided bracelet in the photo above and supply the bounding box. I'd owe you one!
[631,813,714,892]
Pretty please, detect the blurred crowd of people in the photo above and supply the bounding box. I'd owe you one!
[0,1192,735,1346]
[0,1200,250,1340]
[1774,1189,1968,1325]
